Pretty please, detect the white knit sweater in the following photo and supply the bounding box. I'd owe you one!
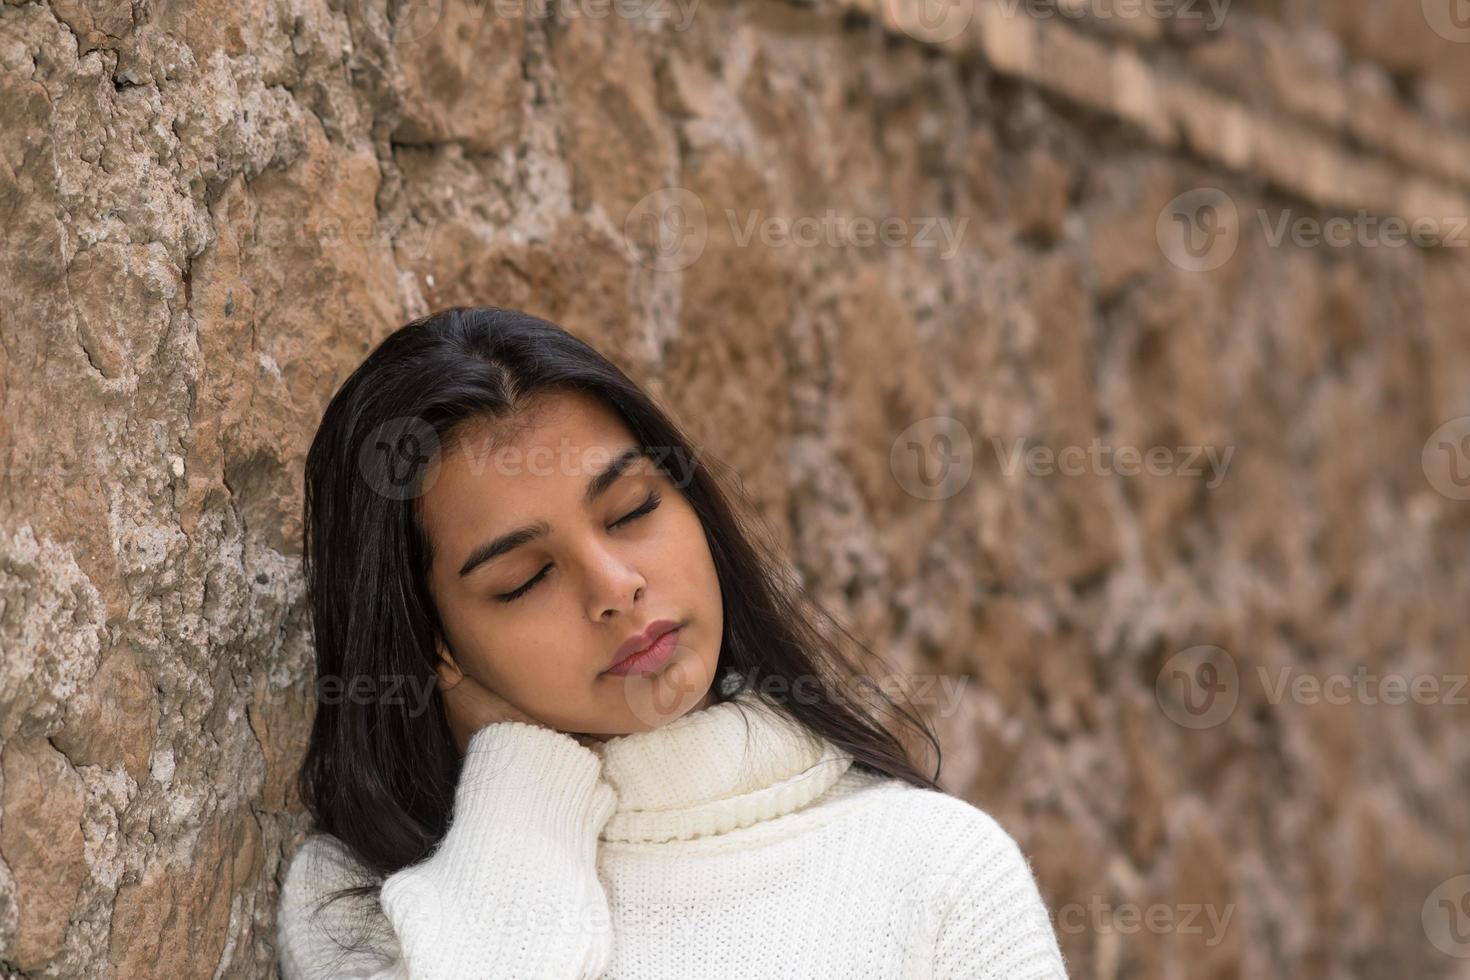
[276,689,1070,979]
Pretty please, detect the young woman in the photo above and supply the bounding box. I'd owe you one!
[276,306,1070,979]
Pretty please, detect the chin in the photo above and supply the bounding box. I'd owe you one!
[602,658,713,731]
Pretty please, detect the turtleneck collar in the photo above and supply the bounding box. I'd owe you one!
[591,688,855,844]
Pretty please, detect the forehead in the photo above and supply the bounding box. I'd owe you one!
[420,390,637,536]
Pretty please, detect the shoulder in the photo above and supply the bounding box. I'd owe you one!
[859,783,1070,975]
[277,833,399,980]
[838,774,1047,892]
[284,832,367,881]
[280,832,377,917]
[841,772,1031,853]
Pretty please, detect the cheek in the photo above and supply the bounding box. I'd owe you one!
[647,504,697,563]
[474,612,590,688]
[665,508,720,601]
[447,593,551,654]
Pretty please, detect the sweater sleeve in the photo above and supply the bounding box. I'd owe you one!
[277,720,618,980]
[930,817,1071,980]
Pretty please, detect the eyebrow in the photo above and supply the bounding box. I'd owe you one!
[456,445,651,580]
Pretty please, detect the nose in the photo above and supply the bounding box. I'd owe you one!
[583,539,647,623]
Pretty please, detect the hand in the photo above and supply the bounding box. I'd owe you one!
[435,666,605,754]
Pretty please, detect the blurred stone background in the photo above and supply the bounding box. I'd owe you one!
[2,0,1468,976]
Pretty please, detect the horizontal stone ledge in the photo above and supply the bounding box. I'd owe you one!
[829,0,1470,232]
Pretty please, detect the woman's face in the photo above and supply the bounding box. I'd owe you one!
[419,388,723,738]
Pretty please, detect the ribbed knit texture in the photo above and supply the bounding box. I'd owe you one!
[276,689,1071,979]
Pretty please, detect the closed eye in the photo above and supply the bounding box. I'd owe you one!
[609,489,661,530]
[496,491,663,603]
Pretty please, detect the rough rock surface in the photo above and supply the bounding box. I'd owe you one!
[1,0,1467,977]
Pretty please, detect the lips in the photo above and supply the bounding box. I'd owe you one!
[606,618,681,673]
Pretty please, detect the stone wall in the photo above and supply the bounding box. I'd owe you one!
[2,0,1467,977]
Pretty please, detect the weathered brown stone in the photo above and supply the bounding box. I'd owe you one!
[549,11,679,221]
[107,805,259,979]
[51,646,158,784]
[3,0,1468,978]
[392,0,528,153]
[1,738,88,970]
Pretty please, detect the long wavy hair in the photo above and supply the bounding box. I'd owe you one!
[294,306,944,950]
